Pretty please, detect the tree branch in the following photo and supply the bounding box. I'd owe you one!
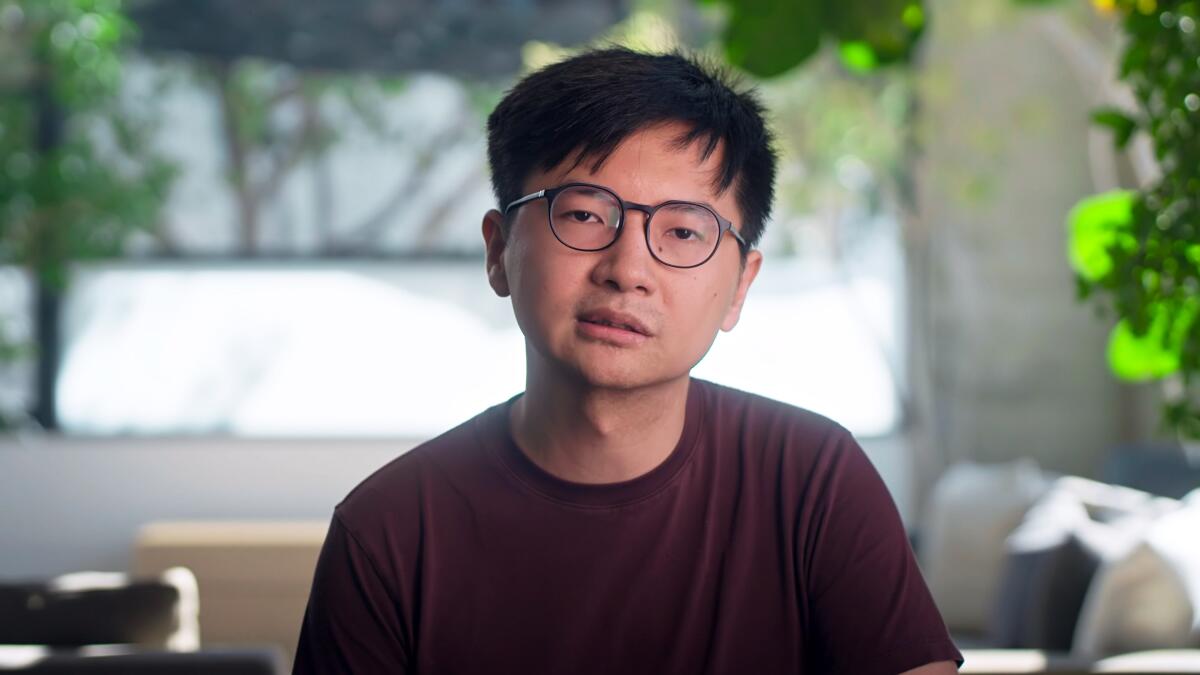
[213,62,259,253]
[255,87,321,204]
[324,117,472,253]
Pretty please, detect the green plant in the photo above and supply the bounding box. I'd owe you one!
[699,0,926,77]
[0,0,176,428]
[0,0,175,286]
[1067,0,1200,438]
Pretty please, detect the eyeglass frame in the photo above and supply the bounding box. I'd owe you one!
[502,181,748,269]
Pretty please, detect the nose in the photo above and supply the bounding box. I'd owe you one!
[589,206,657,295]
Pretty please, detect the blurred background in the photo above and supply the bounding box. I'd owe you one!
[1,0,1199,672]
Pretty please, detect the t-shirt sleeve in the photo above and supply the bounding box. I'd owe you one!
[801,427,963,674]
[292,511,410,674]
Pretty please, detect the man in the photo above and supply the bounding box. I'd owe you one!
[294,46,962,674]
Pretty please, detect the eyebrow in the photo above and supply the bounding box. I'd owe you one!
[555,177,721,211]
[679,199,720,212]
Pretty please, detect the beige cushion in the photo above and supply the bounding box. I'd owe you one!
[132,520,328,663]
[921,459,1050,634]
[1073,491,1200,657]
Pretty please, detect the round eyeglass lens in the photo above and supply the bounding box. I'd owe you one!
[649,203,721,267]
[549,186,622,250]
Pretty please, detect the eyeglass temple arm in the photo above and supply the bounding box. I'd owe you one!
[728,223,747,248]
[503,189,547,215]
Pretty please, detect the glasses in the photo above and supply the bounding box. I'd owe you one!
[502,182,747,269]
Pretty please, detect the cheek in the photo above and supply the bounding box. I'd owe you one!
[699,270,736,311]
[507,245,577,327]
[671,276,733,336]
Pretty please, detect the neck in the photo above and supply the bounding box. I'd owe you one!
[510,360,691,485]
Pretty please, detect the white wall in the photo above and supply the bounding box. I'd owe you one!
[0,436,410,579]
[0,433,912,580]
[904,0,1151,508]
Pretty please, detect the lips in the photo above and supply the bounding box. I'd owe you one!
[577,308,653,337]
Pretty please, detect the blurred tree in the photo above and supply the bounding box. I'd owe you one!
[126,0,628,256]
[700,0,926,77]
[0,0,176,429]
[182,60,500,256]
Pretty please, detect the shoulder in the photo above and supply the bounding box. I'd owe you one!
[692,376,852,452]
[691,377,873,498]
[332,398,510,537]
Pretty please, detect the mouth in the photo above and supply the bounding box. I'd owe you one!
[579,317,643,334]
[576,310,652,337]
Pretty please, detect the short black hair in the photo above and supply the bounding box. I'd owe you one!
[486,46,778,251]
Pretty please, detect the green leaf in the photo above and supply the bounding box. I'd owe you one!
[1091,107,1139,149]
[720,0,822,78]
[1188,244,1200,268]
[1067,190,1136,282]
[1107,302,1197,381]
[820,0,926,68]
[839,41,877,73]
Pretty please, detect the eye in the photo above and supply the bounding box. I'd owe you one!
[563,210,602,224]
[668,227,699,240]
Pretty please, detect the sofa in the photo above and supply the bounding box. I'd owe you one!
[920,454,1200,674]
[0,567,283,673]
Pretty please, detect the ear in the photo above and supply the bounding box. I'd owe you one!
[721,250,762,332]
[482,209,511,297]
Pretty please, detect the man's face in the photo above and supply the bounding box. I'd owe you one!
[482,121,763,391]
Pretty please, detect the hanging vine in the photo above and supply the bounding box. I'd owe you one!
[1068,0,1200,438]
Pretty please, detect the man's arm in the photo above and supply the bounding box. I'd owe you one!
[902,660,960,674]
[801,428,964,674]
[293,513,410,674]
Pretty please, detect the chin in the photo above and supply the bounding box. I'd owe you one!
[574,369,653,391]
[565,355,689,392]
[526,330,693,391]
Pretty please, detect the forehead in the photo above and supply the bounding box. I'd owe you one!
[533,122,731,204]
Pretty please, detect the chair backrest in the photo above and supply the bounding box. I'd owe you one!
[0,567,198,649]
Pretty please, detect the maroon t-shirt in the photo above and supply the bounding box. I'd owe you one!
[293,377,962,674]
